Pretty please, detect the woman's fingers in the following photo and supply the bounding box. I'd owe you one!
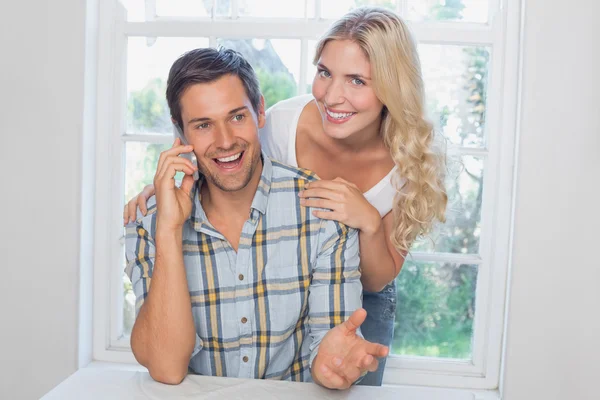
[299,198,338,211]
[127,196,138,224]
[299,187,341,201]
[304,179,348,191]
[311,210,343,221]
[138,184,155,216]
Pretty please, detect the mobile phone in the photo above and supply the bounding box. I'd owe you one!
[173,124,199,181]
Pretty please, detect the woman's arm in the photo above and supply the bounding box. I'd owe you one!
[298,178,405,293]
[357,212,405,292]
[123,184,156,225]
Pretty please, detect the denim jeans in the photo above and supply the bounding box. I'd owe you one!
[356,280,397,386]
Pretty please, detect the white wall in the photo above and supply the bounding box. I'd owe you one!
[502,1,600,399]
[0,1,86,398]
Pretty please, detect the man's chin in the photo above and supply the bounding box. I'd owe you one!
[206,170,254,192]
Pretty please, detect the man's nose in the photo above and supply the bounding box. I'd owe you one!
[214,125,236,149]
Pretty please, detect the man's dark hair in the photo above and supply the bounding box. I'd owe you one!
[166,47,262,129]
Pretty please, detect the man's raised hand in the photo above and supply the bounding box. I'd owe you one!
[154,138,198,232]
[312,308,389,389]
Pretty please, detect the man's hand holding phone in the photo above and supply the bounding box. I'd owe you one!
[154,138,198,233]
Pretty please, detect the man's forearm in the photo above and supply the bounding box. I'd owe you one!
[131,228,196,384]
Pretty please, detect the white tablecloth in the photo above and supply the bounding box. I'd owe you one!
[42,367,405,400]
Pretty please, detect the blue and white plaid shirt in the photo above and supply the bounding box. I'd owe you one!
[125,155,362,382]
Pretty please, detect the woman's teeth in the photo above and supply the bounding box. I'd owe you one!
[326,109,356,119]
[216,153,242,162]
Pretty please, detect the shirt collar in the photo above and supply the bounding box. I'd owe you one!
[190,152,272,232]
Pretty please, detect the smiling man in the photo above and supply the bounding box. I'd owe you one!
[125,48,388,389]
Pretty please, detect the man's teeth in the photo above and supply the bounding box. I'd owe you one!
[326,109,355,119]
[217,153,242,162]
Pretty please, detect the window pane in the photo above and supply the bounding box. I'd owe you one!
[238,0,310,18]
[411,155,483,253]
[305,40,318,94]
[420,45,490,148]
[406,0,489,23]
[119,0,145,21]
[124,141,185,202]
[393,261,477,359]
[156,0,211,17]
[321,0,396,20]
[122,256,135,337]
[127,37,209,135]
[217,39,300,108]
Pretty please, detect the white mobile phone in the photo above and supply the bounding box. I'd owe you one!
[173,124,199,181]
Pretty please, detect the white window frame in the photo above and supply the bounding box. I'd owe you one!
[91,0,522,393]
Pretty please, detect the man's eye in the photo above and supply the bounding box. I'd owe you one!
[232,114,245,122]
[197,123,210,129]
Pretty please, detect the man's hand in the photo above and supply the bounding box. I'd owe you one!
[312,308,389,389]
[154,138,198,232]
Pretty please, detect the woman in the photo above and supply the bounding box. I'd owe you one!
[124,6,447,386]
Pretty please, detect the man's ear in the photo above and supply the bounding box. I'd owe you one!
[257,95,266,129]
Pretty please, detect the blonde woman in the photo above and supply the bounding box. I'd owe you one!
[124,7,447,386]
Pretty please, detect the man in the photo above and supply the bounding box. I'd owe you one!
[125,48,388,390]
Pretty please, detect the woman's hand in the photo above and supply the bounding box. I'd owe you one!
[298,177,381,234]
[123,184,156,225]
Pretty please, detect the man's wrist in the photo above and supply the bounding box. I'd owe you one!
[155,224,184,245]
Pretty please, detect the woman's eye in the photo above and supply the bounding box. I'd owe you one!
[318,69,331,78]
[351,78,365,86]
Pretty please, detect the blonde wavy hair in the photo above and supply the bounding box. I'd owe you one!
[314,6,447,254]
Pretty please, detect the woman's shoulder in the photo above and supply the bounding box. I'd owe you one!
[265,94,314,121]
[261,95,313,163]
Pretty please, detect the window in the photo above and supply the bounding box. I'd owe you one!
[93,0,520,390]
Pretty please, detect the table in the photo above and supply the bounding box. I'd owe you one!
[41,365,467,400]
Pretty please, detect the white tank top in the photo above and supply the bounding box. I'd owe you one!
[260,94,401,217]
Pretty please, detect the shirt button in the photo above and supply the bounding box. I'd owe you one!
[241,317,247,324]
[243,356,249,363]
[238,274,244,281]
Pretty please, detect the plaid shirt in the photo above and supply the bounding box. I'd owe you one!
[125,155,362,382]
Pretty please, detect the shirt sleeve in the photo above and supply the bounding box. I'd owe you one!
[124,210,157,317]
[307,219,363,369]
[124,204,204,357]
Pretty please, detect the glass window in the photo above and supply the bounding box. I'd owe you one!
[101,1,514,387]
[406,0,489,23]
[411,155,484,254]
[217,38,301,108]
[393,261,477,358]
[127,37,210,135]
[420,45,491,148]
[238,0,312,18]
[156,0,215,17]
[321,0,396,20]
